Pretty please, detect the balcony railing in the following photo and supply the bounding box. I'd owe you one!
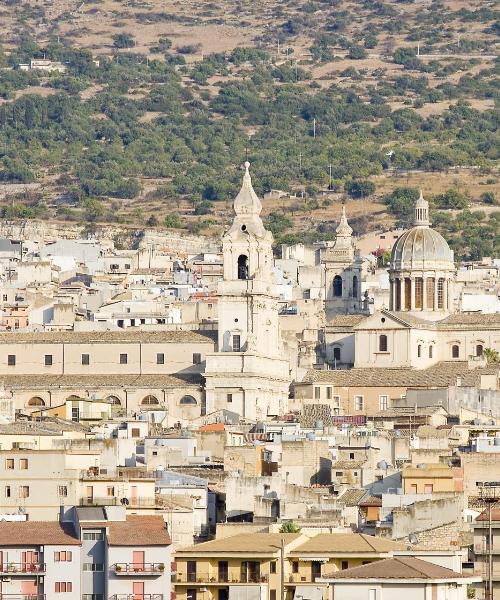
[0,563,46,574]
[80,497,156,508]
[109,595,163,600]
[176,573,269,584]
[114,563,165,575]
[0,596,46,600]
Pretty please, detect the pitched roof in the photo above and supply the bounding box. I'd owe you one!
[82,515,171,546]
[0,330,216,344]
[325,315,367,330]
[291,534,405,555]
[177,533,302,554]
[1,373,202,389]
[338,489,368,507]
[476,508,500,522]
[198,423,225,432]
[332,460,365,470]
[323,556,468,580]
[301,361,499,388]
[0,521,80,546]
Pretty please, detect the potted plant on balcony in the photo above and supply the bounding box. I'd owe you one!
[115,564,122,572]
[9,562,17,573]
[158,563,165,572]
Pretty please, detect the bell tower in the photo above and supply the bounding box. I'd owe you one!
[204,163,290,420]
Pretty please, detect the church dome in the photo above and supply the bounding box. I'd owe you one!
[390,192,455,271]
[391,226,454,270]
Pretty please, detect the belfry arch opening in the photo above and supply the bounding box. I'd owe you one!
[237,254,249,280]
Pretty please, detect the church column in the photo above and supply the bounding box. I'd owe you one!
[400,275,405,312]
[389,279,393,310]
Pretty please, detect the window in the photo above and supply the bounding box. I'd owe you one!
[314,387,321,400]
[404,278,411,310]
[452,344,459,359]
[19,458,28,470]
[54,551,72,562]
[81,354,90,365]
[44,354,53,366]
[417,345,422,358]
[354,396,364,411]
[2,294,7,301]
[341,561,348,570]
[352,275,358,298]
[349,452,355,460]
[333,347,341,362]
[427,277,435,310]
[437,278,445,309]
[379,395,389,410]
[141,395,159,406]
[107,486,115,497]
[180,395,197,405]
[415,277,423,309]
[119,353,128,364]
[82,531,104,541]
[232,334,241,352]
[58,486,68,497]
[218,560,229,582]
[5,458,14,470]
[55,582,73,593]
[193,353,202,365]
[83,563,103,571]
[270,592,277,600]
[124,264,131,270]
[227,393,233,403]
[270,562,277,574]
[429,345,433,359]
[5,485,11,497]
[326,386,333,400]
[237,254,249,280]
[7,354,15,366]
[19,485,29,498]
[292,561,299,573]
[187,560,197,583]
[332,395,341,408]
[82,595,103,600]
[424,484,434,494]
[157,353,165,364]
[378,334,388,352]
[333,275,343,297]
[476,344,484,357]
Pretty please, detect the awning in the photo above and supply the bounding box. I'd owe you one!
[293,585,325,600]
[298,557,329,563]
[228,585,265,600]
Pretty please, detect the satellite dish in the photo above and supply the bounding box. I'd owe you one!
[408,533,418,545]
[377,460,389,470]
[120,498,129,506]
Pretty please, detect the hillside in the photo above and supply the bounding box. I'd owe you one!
[0,0,498,259]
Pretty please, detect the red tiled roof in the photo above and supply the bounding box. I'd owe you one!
[199,423,225,432]
[82,515,171,546]
[0,521,80,546]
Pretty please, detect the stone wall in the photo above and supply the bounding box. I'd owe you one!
[391,495,463,541]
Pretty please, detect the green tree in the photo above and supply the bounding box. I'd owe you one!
[484,348,500,364]
[349,45,367,60]
[480,191,496,205]
[345,180,375,198]
[164,213,182,228]
[113,33,135,49]
[265,211,294,236]
[384,187,419,225]
[279,521,301,533]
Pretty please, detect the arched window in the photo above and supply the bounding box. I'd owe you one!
[452,344,459,359]
[379,334,388,352]
[28,396,45,407]
[141,395,159,406]
[106,395,121,405]
[333,347,341,361]
[333,275,343,297]
[180,395,197,405]
[237,255,248,280]
[417,345,422,358]
[352,275,358,298]
[429,345,433,359]
[476,344,484,357]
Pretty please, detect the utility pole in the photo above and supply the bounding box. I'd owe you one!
[328,164,333,190]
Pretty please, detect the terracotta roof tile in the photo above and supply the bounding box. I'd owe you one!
[291,534,405,555]
[0,521,80,546]
[81,515,171,546]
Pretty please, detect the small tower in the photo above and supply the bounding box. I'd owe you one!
[322,204,363,318]
[204,163,290,420]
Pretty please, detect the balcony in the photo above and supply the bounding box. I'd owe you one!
[113,563,165,576]
[80,497,156,508]
[175,573,269,585]
[0,596,46,600]
[109,596,163,600]
[0,563,46,574]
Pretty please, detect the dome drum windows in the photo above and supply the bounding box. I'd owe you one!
[180,395,197,405]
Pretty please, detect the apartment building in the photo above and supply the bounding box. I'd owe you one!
[473,507,500,599]
[0,520,82,599]
[0,507,172,600]
[174,532,406,600]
